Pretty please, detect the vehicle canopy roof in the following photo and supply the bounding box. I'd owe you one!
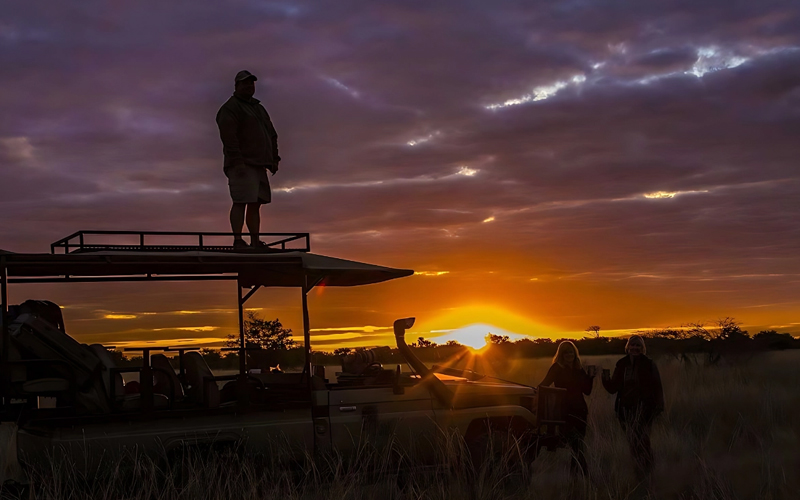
[0,249,413,288]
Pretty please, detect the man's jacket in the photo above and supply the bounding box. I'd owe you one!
[216,94,279,171]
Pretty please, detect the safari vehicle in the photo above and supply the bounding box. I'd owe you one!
[0,231,565,482]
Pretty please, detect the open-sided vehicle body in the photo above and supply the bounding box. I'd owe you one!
[0,231,565,482]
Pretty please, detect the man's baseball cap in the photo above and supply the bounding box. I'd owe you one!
[235,70,257,82]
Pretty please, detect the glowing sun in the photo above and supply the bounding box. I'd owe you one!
[434,323,523,349]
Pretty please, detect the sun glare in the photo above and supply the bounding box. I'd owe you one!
[434,323,524,349]
[417,304,558,348]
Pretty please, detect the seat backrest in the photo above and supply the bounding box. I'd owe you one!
[151,354,184,400]
[18,300,65,332]
[184,352,219,408]
[11,314,101,386]
[89,344,125,400]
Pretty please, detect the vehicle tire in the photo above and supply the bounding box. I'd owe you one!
[467,428,521,470]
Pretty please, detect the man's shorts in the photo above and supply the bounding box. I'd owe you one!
[226,164,271,204]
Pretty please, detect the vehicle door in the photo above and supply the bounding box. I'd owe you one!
[328,379,437,459]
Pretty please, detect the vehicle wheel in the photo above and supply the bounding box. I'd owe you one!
[467,428,521,469]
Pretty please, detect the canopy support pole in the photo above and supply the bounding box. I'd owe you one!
[237,282,246,376]
[301,276,323,389]
[302,276,311,387]
[235,284,261,381]
[1,256,8,402]
[235,281,253,408]
[241,285,261,305]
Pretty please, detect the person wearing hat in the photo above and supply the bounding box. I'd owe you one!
[216,70,280,248]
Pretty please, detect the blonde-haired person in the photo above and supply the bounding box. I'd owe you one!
[538,341,594,475]
[602,335,664,478]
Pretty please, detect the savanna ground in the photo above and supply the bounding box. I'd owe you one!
[6,351,799,500]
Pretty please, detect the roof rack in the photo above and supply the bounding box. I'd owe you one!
[50,231,310,254]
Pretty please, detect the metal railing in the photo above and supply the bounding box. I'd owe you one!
[50,231,310,254]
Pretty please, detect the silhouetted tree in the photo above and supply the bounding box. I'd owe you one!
[486,333,510,345]
[755,330,779,336]
[225,311,295,350]
[200,348,239,370]
[714,317,749,340]
[585,326,601,338]
[754,330,795,350]
[411,337,437,348]
[641,328,687,339]
[333,347,352,356]
[444,340,463,347]
[200,348,223,364]
[683,322,710,340]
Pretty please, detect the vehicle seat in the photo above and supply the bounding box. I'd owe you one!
[89,344,169,410]
[184,352,220,408]
[11,314,102,390]
[219,377,265,405]
[7,308,109,413]
[90,344,125,400]
[17,300,65,332]
[151,354,185,401]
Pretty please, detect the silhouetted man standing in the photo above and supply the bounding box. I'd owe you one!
[216,70,280,248]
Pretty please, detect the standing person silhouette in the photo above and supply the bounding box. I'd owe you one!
[538,341,595,475]
[216,70,280,249]
[601,335,664,479]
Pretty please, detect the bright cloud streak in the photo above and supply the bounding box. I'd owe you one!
[407,131,440,146]
[457,166,478,176]
[643,191,678,199]
[275,168,481,194]
[634,45,772,85]
[642,189,710,199]
[322,76,361,99]
[486,74,586,109]
[310,326,391,333]
[688,47,749,78]
[103,314,138,320]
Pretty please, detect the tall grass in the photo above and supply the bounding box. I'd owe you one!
[5,352,799,499]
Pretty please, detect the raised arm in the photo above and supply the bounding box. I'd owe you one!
[581,368,594,396]
[216,106,244,167]
[602,364,623,394]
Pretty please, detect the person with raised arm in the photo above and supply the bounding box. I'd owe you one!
[601,335,664,479]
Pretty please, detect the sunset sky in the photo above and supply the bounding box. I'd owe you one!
[1,1,799,350]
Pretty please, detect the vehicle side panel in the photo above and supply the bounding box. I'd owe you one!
[328,384,437,457]
[16,409,315,470]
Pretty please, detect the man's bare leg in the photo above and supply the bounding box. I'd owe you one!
[230,203,247,244]
[245,202,262,245]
